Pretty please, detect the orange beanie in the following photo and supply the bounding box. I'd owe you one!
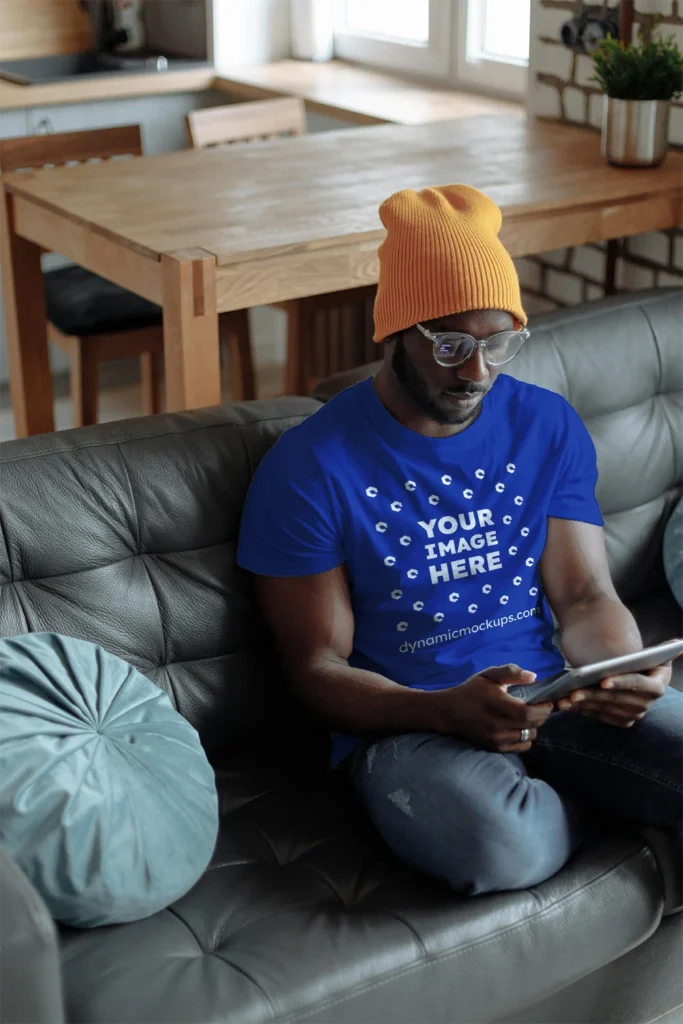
[373,184,526,342]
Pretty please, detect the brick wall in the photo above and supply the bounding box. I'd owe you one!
[519,0,683,314]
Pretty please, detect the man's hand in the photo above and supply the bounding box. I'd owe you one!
[556,662,672,727]
[431,664,554,753]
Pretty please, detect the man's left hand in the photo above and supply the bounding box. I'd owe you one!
[556,662,672,727]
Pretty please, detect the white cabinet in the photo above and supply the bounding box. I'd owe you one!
[306,110,356,133]
[26,89,227,154]
[0,108,30,140]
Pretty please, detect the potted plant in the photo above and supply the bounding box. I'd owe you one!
[591,18,683,167]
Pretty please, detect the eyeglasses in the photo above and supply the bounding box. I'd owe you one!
[416,323,530,368]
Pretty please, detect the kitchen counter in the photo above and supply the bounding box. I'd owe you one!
[214,59,522,126]
[0,65,216,110]
[0,59,520,126]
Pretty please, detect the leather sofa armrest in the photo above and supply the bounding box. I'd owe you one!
[312,361,382,402]
[641,827,683,916]
[0,846,65,1024]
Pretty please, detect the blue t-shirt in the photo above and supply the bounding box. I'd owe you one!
[237,375,603,765]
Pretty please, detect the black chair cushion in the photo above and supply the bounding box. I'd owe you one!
[44,266,161,337]
[56,755,665,1024]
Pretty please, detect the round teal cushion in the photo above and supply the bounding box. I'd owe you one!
[0,633,219,928]
[664,497,683,609]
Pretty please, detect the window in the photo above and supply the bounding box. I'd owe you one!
[333,0,452,80]
[342,0,429,43]
[333,0,530,98]
[458,0,531,95]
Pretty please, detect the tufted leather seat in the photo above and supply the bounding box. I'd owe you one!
[0,291,681,1024]
[54,773,669,1024]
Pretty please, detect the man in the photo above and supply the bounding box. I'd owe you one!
[238,184,682,895]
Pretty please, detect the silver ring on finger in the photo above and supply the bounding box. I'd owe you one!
[520,727,532,743]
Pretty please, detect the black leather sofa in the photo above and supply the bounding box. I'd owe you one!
[1,290,682,1024]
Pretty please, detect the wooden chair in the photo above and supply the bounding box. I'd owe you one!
[186,96,308,148]
[186,99,377,396]
[0,126,164,426]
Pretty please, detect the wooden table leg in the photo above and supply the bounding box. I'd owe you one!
[0,185,54,437]
[161,250,221,412]
[284,297,314,396]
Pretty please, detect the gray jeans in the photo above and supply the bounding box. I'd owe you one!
[349,685,683,895]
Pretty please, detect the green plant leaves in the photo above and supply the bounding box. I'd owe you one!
[590,32,683,100]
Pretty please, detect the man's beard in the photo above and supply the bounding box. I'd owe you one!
[391,335,486,426]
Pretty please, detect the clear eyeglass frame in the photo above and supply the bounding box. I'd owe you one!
[416,322,530,368]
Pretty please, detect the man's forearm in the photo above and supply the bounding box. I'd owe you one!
[560,594,643,667]
[293,655,442,735]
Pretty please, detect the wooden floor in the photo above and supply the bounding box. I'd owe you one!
[0,358,285,442]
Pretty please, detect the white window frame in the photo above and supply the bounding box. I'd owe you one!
[332,0,529,100]
[455,0,529,98]
[333,0,452,82]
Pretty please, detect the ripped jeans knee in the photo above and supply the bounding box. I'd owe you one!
[349,731,589,894]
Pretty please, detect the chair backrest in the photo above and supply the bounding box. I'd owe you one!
[186,98,308,149]
[0,125,142,174]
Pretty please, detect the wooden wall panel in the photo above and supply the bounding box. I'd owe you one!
[0,0,93,61]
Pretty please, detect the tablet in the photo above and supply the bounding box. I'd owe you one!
[525,638,683,705]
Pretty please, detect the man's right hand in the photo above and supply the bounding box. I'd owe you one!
[430,664,554,752]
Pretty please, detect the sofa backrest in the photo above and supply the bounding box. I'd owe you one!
[504,290,682,602]
[0,400,321,763]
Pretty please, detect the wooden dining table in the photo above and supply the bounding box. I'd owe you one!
[2,112,682,436]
